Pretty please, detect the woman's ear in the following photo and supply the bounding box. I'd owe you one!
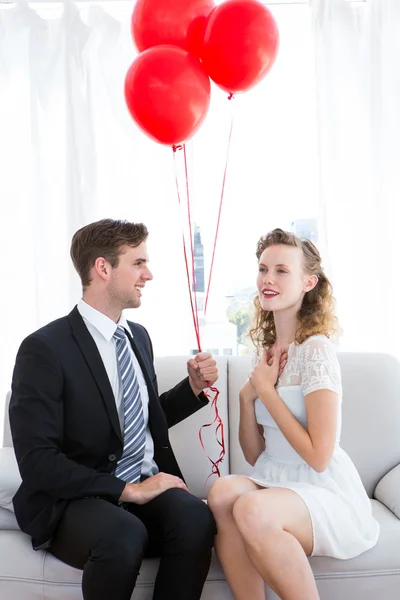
[304,274,318,293]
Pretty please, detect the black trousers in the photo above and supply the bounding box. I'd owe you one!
[49,488,216,600]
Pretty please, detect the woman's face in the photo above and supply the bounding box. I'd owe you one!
[257,244,316,313]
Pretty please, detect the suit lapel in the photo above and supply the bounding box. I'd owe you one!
[125,325,168,440]
[68,307,123,443]
[126,325,157,402]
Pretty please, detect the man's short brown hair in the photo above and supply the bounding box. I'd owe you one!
[70,219,148,288]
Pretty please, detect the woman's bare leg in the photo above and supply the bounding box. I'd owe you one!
[233,488,319,600]
[208,476,266,600]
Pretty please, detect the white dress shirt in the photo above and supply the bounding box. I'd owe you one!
[77,299,158,477]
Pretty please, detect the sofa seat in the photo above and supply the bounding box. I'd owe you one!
[306,500,400,599]
[1,499,399,600]
[0,506,19,530]
[2,353,400,599]
[0,529,232,600]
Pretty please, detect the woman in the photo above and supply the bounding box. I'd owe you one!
[208,229,379,600]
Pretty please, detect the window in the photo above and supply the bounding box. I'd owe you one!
[0,1,319,412]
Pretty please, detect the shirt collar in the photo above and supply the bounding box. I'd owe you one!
[77,299,131,342]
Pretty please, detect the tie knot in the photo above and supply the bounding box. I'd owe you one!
[114,325,126,341]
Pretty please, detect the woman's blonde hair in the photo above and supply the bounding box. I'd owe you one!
[249,228,339,350]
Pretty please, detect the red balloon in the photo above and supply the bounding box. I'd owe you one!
[124,46,211,146]
[201,0,279,94]
[132,0,215,58]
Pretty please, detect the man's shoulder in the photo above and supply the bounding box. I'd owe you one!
[23,309,77,345]
[126,320,150,341]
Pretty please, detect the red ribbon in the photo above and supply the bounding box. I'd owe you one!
[204,94,235,316]
[199,385,225,482]
[173,145,201,350]
[172,143,226,481]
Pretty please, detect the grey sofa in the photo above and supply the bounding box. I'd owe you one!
[1,353,400,599]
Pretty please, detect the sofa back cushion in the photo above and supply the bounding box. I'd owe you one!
[155,355,229,498]
[3,392,12,448]
[228,352,400,498]
[338,353,400,496]
[5,351,400,500]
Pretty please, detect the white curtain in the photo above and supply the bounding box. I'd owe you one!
[313,0,400,355]
[0,0,320,418]
[4,0,400,416]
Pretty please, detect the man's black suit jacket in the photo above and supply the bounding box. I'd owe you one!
[10,306,208,550]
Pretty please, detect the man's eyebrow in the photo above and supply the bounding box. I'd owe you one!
[134,257,148,263]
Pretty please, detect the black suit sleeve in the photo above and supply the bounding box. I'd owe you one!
[159,377,209,428]
[10,334,125,501]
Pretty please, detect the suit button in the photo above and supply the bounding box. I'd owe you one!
[108,454,117,462]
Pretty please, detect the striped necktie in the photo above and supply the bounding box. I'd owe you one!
[113,325,146,483]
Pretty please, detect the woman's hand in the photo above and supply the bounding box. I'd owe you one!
[239,379,258,404]
[249,348,283,397]
[269,346,288,377]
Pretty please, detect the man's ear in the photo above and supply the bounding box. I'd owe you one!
[93,257,109,281]
[304,274,318,293]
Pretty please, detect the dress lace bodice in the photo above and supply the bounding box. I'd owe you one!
[278,334,342,397]
[254,335,343,450]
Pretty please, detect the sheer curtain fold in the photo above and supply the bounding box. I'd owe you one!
[0,0,204,418]
[1,0,352,420]
[0,1,129,419]
[2,0,400,419]
[313,0,400,355]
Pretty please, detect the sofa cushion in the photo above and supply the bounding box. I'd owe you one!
[338,353,400,497]
[2,391,12,448]
[154,356,229,498]
[0,506,19,530]
[0,530,226,586]
[374,463,400,520]
[0,447,21,512]
[309,499,400,575]
[227,355,253,477]
[0,500,398,599]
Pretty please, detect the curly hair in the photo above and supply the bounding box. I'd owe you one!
[249,228,339,351]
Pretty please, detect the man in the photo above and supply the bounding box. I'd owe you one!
[10,219,218,600]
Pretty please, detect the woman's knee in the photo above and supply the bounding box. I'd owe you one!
[233,490,314,555]
[232,491,278,540]
[207,475,254,519]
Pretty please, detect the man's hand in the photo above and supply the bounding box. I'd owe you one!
[187,352,218,396]
[119,472,189,505]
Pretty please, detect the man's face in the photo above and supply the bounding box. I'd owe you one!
[108,243,153,310]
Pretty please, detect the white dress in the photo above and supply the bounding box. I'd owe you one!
[247,334,380,559]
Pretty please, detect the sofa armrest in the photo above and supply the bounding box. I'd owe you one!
[374,463,400,519]
[0,447,21,513]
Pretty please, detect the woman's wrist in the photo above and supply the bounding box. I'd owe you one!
[258,383,277,399]
[239,392,256,406]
